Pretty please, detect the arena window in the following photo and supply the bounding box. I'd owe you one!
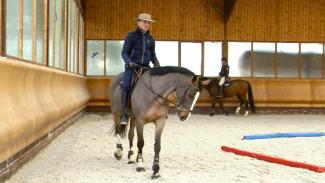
[203,42,222,77]
[105,41,124,76]
[228,42,252,77]
[86,40,105,76]
[277,43,299,77]
[181,42,202,75]
[253,42,275,77]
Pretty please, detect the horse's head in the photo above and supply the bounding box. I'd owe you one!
[175,77,200,121]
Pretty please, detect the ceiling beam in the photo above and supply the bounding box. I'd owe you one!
[207,0,237,24]
[224,0,237,24]
[207,0,224,18]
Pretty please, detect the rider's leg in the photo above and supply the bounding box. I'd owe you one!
[120,68,134,126]
[217,77,225,97]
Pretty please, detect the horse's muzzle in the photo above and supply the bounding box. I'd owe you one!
[179,111,190,121]
[179,116,187,121]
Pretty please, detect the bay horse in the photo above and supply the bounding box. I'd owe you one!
[109,66,200,179]
[199,77,255,116]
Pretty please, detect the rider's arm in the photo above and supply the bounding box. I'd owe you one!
[219,65,229,77]
[150,40,160,67]
[121,33,133,66]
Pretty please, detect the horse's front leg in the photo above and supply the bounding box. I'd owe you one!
[210,95,216,116]
[114,114,123,160]
[127,117,136,164]
[218,98,228,116]
[151,117,166,179]
[136,120,145,172]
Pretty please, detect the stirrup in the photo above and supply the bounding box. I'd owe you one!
[120,121,128,126]
[120,115,129,126]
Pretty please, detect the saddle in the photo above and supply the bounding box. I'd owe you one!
[220,78,231,88]
[224,80,231,87]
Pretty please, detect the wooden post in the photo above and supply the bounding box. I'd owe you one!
[84,38,87,75]
[18,0,23,58]
[178,42,181,67]
[0,0,5,56]
[250,42,253,77]
[103,40,106,76]
[32,0,37,62]
[322,43,325,78]
[74,4,78,73]
[51,0,56,67]
[58,0,63,68]
[79,19,84,75]
[82,21,87,75]
[43,0,48,65]
[76,11,80,74]
[298,43,301,78]
[222,23,228,59]
[274,42,278,77]
[67,0,72,71]
[64,0,68,71]
[201,42,204,76]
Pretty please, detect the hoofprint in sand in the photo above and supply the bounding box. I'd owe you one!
[5,114,325,183]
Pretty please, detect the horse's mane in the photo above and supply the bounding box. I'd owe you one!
[149,66,195,77]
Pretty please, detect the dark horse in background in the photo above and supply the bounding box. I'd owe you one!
[199,77,255,116]
[109,66,200,179]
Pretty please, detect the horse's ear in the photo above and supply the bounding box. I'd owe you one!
[192,75,198,83]
[192,75,202,83]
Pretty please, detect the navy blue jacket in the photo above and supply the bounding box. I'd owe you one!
[219,64,229,77]
[121,27,160,67]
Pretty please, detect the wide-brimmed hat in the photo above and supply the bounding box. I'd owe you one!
[137,13,155,22]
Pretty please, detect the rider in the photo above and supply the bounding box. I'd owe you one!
[217,57,229,97]
[120,13,160,126]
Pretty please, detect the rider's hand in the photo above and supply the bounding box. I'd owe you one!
[129,62,139,68]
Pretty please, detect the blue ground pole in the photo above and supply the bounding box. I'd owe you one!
[242,132,325,140]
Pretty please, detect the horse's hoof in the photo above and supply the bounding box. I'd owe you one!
[209,113,214,116]
[152,163,160,174]
[114,148,122,160]
[151,173,161,179]
[225,112,229,116]
[136,167,145,172]
[114,152,122,160]
[127,150,135,164]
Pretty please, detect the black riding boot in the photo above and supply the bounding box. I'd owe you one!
[120,90,130,126]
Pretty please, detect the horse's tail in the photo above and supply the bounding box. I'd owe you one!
[111,114,128,138]
[112,124,128,138]
[246,81,255,113]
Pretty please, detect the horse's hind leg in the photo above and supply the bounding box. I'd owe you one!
[135,121,145,172]
[209,97,216,116]
[151,118,166,179]
[114,113,123,160]
[127,116,136,164]
[236,94,244,115]
[242,97,249,117]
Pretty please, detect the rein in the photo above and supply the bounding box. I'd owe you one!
[141,72,199,113]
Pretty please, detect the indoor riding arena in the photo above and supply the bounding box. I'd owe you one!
[1,0,325,183]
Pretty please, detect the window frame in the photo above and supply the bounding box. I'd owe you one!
[1,0,85,76]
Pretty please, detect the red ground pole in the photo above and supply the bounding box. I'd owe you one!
[221,146,325,173]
